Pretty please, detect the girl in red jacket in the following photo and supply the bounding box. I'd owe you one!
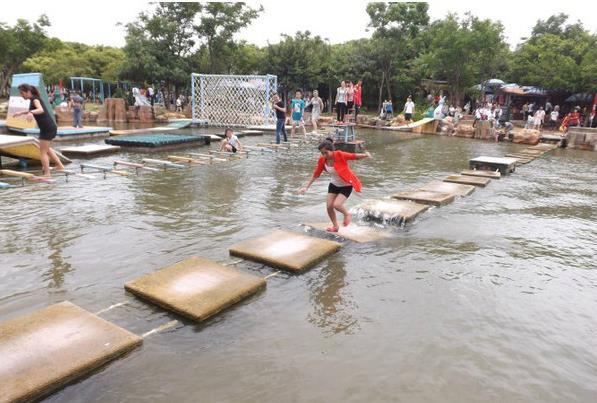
[299,138,372,232]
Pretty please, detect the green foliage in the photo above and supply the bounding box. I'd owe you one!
[416,13,509,101]
[510,14,595,91]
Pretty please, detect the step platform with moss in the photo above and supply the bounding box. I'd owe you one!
[105,134,210,152]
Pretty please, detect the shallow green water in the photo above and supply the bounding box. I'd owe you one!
[1,127,596,402]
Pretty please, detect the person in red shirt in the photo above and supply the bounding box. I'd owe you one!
[354,80,363,121]
[299,138,372,232]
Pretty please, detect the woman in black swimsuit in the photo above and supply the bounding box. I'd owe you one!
[13,84,65,176]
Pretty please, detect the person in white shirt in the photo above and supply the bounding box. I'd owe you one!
[403,95,415,122]
[549,109,559,129]
[220,128,243,153]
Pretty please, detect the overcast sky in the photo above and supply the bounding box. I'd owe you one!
[2,0,596,49]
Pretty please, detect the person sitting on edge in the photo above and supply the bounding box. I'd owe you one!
[220,128,243,153]
[290,89,307,138]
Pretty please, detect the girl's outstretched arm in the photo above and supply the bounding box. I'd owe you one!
[299,174,317,195]
[355,151,372,160]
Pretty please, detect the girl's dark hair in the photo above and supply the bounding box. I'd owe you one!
[224,127,233,135]
[318,137,335,152]
[18,84,40,98]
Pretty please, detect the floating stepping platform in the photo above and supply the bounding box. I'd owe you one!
[443,175,491,187]
[229,230,341,273]
[392,190,456,206]
[105,134,210,152]
[124,257,265,322]
[240,130,264,136]
[469,156,518,175]
[417,181,475,197]
[461,169,501,179]
[505,154,535,164]
[9,126,112,140]
[60,144,121,158]
[353,199,429,225]
[519,148,545,156]
[0,301,142,402]
[109,119,192,136]
[528,143,558,151]
[302,222,392,243]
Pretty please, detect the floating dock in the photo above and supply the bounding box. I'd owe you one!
[109,119,193,136]
[105,134,210,152]
[60,145,121,158]
[8,126,112,140]
[0,134,71,164]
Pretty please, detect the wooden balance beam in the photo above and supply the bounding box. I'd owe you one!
[188,153,228,162]
[113,160,161,172]
[167,155,209,165]
[0,169,55,183]
[80,163,130,178]
[141,158,186,169]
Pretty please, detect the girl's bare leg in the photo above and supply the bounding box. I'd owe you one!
[326,193,339,229]
[312,118,318,131]
[39,140,51,176]
[333,193,351,226]
[47,144,65,171]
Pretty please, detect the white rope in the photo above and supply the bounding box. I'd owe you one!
[142,320,180,338]
[94,301,128,315]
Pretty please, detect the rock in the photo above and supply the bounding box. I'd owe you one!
[54,106,72,123]
[88,111,98,123]
[566,127,597,151]
[98,98,127,122]
[155,114,169,123]
[474,120,494,140]
[512,129,540,145]
[454,124,475,138]
[389,114,406,127]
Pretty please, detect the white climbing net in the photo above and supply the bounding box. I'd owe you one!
[191,73,278,127]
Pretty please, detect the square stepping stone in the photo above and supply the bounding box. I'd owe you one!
[302,222,392,243]
[417,181,475,197]
[392,189,456,206]
[0,301,142,402]
[469,156,518,174]
[229,230,341,272]
[124,257,266,322]
[461,169,501,179]
[528,143,557,151]
[520,148,545,156]
[353,199,429,225]
[60,144,121,158]
[443,175,491,187]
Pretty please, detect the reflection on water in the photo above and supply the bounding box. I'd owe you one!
[1,126,596,402]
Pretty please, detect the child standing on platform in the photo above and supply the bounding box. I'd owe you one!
[290,89,307,138]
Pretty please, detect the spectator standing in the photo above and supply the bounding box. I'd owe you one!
[69,91,84,128]
[353,80,363,121]
[335,81,348,122]
[307,90,324,132]
[404,96,415,122]
[346,82,355,121]
[272,93,287,144]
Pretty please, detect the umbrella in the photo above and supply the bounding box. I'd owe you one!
[564,93,594,103]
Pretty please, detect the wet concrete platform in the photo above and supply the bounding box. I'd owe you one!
[443,175,491,187]
[417,181,475,197]
[469,156,518,174]
[229,230,341,272]
[0,301,142,402]
[392,189,456,206]
[461,169,501,179]
[353,199,430,225]
[302,222,392,243]
[125,257,266,322]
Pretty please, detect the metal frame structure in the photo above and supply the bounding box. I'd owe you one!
[70,77,104,103]
[191,73,277,127]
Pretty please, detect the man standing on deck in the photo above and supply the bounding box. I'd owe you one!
[70,91,84,128]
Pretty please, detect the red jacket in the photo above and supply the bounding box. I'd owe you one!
[354,84,362,106]
[313,151,362,192]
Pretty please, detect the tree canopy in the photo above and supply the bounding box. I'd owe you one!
[2,4,596,107]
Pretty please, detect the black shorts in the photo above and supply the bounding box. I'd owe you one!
[347,101,354,110]
[405,113,412,120]
[231,145,237,153]
[328,183,353,198]
[39,126,57,141]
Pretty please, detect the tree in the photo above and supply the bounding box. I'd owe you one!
[263,31,330,101]
[416,13,510,104]
[0,16,50,96]
[121,2,201,93]
[510,14,596,91]
[194,2,263,73]
[366,2,429,108]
